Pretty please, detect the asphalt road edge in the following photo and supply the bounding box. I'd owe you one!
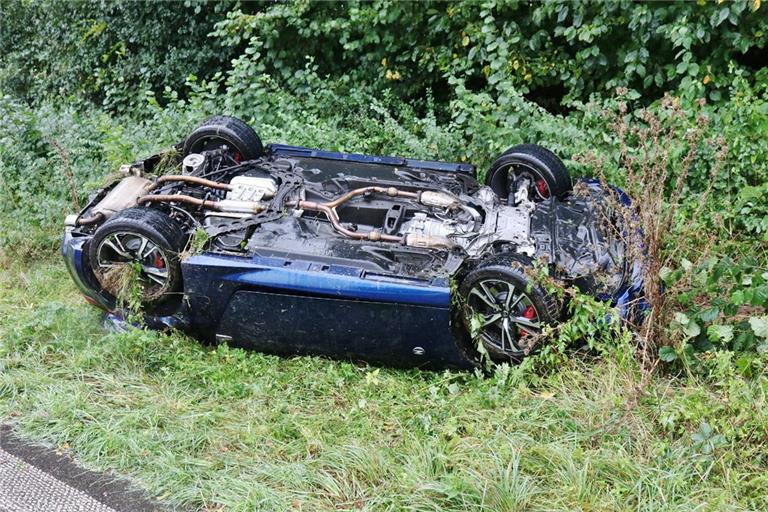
[0,424,169,512]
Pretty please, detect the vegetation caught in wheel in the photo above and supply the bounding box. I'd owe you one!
[88,207,187,312]
[460,255,561,361]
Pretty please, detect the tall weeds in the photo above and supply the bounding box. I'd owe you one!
[49,139,81,211]
[582,93,728,368]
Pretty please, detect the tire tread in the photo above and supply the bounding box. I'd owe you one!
[183,115,264,160]
[485,143,572,200]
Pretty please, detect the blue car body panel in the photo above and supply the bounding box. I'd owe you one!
[178,253,472,369]
[61,234,112,311]
[61,234,474,369]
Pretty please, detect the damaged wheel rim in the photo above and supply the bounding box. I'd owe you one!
[465,278,540,355]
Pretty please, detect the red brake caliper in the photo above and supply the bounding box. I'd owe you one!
[233,152,241,164]
[154,253,165,269]
[519,305,537,337]
[536,179,550,198]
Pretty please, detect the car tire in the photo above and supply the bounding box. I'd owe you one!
[88,207,188,314]
[183,115,264,161]
[459,254,561,362]
[485,144,571,203]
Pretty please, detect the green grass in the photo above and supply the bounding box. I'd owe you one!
[1,257,767,511]
[1,23,766,509]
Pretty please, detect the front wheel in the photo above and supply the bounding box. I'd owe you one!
[88,207,188,314]
[459,255,561,361]
[183,115,264,162]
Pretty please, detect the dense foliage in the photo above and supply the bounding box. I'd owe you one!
[4,1,767,111]
[1,1,768,509]
[0,0,237,111]
[212,0,768,108]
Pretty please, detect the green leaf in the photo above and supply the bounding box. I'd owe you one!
[659,346,678,362]
[673,312,690,326]
[684,320,701,339]
[735,355,754,376]
[749,316,768,339]
[707,324,734,343]
[717,7,730,25]
[700,307,720,323]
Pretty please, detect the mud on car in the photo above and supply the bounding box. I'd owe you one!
[62,116,643,370]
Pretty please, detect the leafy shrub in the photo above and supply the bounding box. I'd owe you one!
[659,256,768,375]
[735,184,768,239]
[0,0,237,112]
[211,1,767,108]
[3,1,766,113]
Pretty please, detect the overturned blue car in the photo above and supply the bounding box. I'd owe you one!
[62,116,642,370]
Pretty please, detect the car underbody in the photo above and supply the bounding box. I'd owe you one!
[71,146,627,295]
[62,116,643,369]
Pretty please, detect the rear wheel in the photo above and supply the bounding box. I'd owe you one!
[485,144,571,204]
[88,207,188,314]
[459,255,561,361]
[183,115,264,162]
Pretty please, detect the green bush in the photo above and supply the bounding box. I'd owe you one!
[3,1,766,113]
[186,1,768,106]
[0,0,238,112]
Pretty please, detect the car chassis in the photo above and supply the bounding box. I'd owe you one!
[62,116,643,370]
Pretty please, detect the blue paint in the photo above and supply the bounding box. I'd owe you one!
[61,232,113,311]
[183,253,451,307]
[174,253,472,369]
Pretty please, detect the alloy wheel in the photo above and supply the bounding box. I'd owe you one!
[465,278,541,355]
[95,231,171,298]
